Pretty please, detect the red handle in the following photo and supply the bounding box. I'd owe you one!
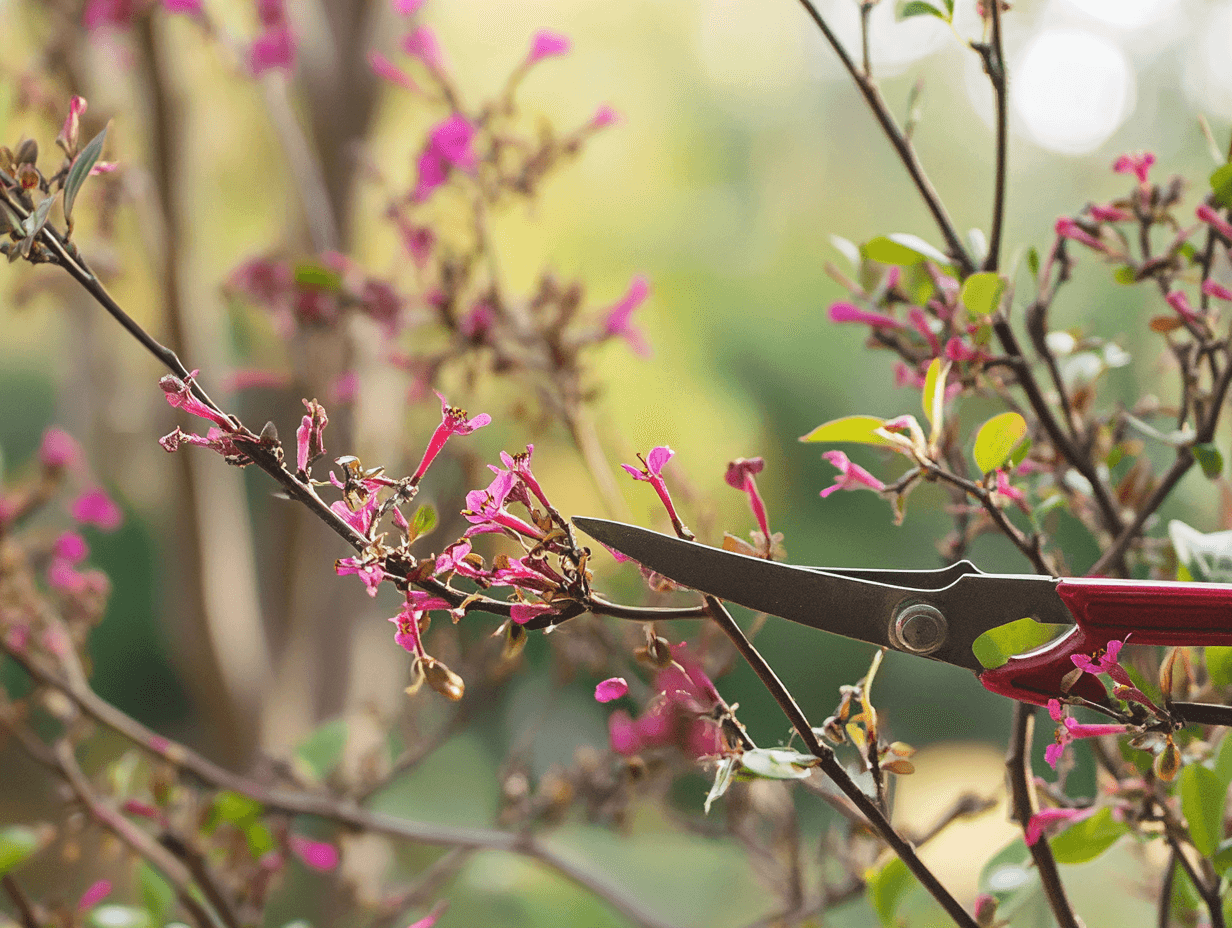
[979,577,1232,706]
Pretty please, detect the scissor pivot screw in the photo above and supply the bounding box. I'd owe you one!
[891,603,947,655]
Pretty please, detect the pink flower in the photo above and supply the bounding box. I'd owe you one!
[463,471,544,540]
[411,113,477,202]
[39,427,81,471]
[329,370,359,405]
[945,337,983,363]
[77,879,112,913]
[1197,204,1232,242]
[1024,806,1094,846]
[1203,279,1232,301]
[289,835,339,872]
[335,557,385,597]
[907,307,941,356]
[490,445,552,510]
[1088,203,1131,223]
[1113,151,1155,186]
[993,469,1028,512]
[56,96,88,156]
[54,531,89,563]
[163,0,202,12]
[608,709,640,754]
[1166,290,1201,325]
[402,26,444,70]
[602,276,651,357]
[818,451,885,498]
[460,302,495,341]
[590,104,621,129]
[83,0,135,29]
[411,392,491,484]
[160,370,235,431]
[368,50,420,92]
[725,457,771,544]
[595,677,628,703]
[829,301,900,329]
[397,220,435,267]
[220,368,291,392]
[70,488,122,532]
[407,901,449,928]
[622,445,673,482]
[527,30,570,65]
[510,601,558,625]
[393,0,426,15]
[1055,217,1104,252]
[250,25,296,74]
[895,362,925,390]
[389,590,452,655]
[1044,698,1128,769]
[296,398,329,475]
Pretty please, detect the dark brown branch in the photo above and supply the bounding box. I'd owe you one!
[980,0,1007,271]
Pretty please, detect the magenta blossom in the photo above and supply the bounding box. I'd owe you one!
[160,370,235,431]
[590,104,621,129]
[250,25,295,73]
[393,0,425,14]
[411,113,477,202]
[603,276,652,357]
[1113,151,1155,187]
[1197,204,1232,241]
[510,601,558,625]
[1054,217,1104,252]
[330,492,378,537]
[993,469,1028,513]
[463,471,544,540]
[76,880,112,913]
[39,427,81,471]
[622,446,689,534]
[595,677,628,703]
[396,219,435,267]
[907,307,941,356]
[411,392,491,484]
[335,557,385,597]
[54,531,89,563]
[1088,203,1131,223]
[296,398,329,475]
[70,488,123,532]
[402,26,444,71]
[407,901,449,928]
[818,451,885,499]
[1166,290,1201,326]
[607,645,723,758]
[725,457,771,546]
[829,301,901,329]
[1203,279,1232,301]
[57,96,88,156]
[289,835,339,872]
[368,50,420,92]
[490,445,551,511]
[1044,698,1129,768]
[1024,806,1095,846]
[528,30,570,65]
[390,590,453,655]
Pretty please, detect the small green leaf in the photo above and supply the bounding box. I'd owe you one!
[1214,731,1232,790]
[958,271,1006,318]
[704,756,737,814]
[740,748,816,780]
[0,825,41,876]
[138,861,175,924]
[1009,437,1033,469]
[897,0,948,21]
[1211,162,1232,210]
[21,195,54,239]
[1193,443,1223,479]
[922,358,946,432]
[1113,265,1137,285]
[87,907,151,928]
[902,263,935,306]
[245,821,275,859]
[866,856,914,928]
[294,717,349,783]
[862,233,953,268]
[1025,246,1040,278]
[212,791,262,826]
[1180,764,1224,857]
[800,415,894,447]
[64,123,109,230]
[293,261,342,291]
[1213,837,1232,875]
[1049,808,1128,864]
[972,617,1068,670]
[1209,648,1232,688]
[412,504,438,538]
[973,411,1028,473]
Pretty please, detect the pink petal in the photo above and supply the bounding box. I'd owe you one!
[402,26,443,70]
[407,901,449,928]
[39,427,81,470]
[595,677,629,703]
[646,445,674,476]
[70,488,123,532]
[510,602,555,625]
[1202,279,1232,301]
[528,30,570,65]
[54,531,89,564]
[590,104,621,129]
[393,0,426,14]
[289,835,339,872]
[368,50,420,91]
[828,301,900,329]
[77,879,112,912]
[608,710,640,755]
[163,0,202,12]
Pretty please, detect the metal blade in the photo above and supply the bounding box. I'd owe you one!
[573,516,1073,674]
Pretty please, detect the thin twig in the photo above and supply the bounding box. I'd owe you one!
[981,0,1007,271]
[2,876,43,928]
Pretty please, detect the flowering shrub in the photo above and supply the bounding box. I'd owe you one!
[4,2,1232,928]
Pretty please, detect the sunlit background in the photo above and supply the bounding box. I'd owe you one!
[1,0,1229,924]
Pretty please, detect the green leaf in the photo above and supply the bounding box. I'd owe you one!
[978,838,1034,900]
[862,233,953,268]
[21,195,54,239]
[1009,437,1033,469]
[922,358,946,432]
[1210,648,1232,688]
[972,617,1068,670]
[973,412,1028,474]
[212,791,262,827]
[1214,732,1232,790]
[897,0,948,21]
[704,756,737,814]
[293,261,342,291]
[63,123,108,231]
[87,906,151,928]
[1049,808,1128,864]
[245,821,275,859]
[1211,162,1232,210]
[1113,265,1137,285]
[902,263,935,306]
[0,825,41,876]
[138,861,175,924]
[866,856,914,928]
[1169,520,1232,583]
[1214,837,1232,875]
[1025,246,1040,278]
[412,504,438,538]
[739,748,816,780]
[1181,764,1224,857]
[958,271,1006,318]
[800,415,894,447]
[294,717,349,783]
[1193,443,1223,479]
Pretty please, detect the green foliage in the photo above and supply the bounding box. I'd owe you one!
[973,411,1027,473]
[1211,162,1232,209]
[861,233,952,267]
[896,0,953,23]
[800,414,895,447]
[958,271,1006,318]
[865,856,913,927]
[1179,764,1223,857]
[739,747,816,780]
[412,503,438,539]
[0,824,40,875]
[64,123,108,231]
[971,617,1067,670]
[1193,443,1223,478]
[294,717,349,783]
[1049,808,1128,864]
[137,861,175,925]
[293,261,342,291]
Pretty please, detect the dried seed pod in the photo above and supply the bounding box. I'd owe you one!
[15,138,38,166]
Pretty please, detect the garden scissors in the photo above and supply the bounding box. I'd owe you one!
[572,516,1232,718]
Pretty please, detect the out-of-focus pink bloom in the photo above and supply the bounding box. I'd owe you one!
[1055,217,1104,252]
[527,30,570,65]
[907,306,941,356]
[54,531,89,563]
[828,301,900,329]
[70,488,122,532]
[410,392,491,483]
[163,0,202,12]
[83,0,135,29]
[411,113,477,202]
[335,557,384,596]
[160,370,235,431]
[819,451,885,499]
[369,50,420,92]
[1088,203,1130,223]
[602,276,651,357]
[608,709,640,754]
[289,835,339,872]
[895,362,925,390]
[76,880,112,913]
[590,104,621,129]
[89,161,118,176]
[39,427,81,471]
[460,302,495,341]
[945,337,982,363]
[1197,204,1232,241]
[595,677,628,703]
[397,220,435,267]
[393,0,425,14]
[402,26,443,70]
[1025,806,1094,846]
[993,470,1028,513]
[510,601,557,625]
[230,256,291,306]
[1166,290,1201,325]
[56,96,88,156]
[407,902,448,928]
[1203,279,1232,301]
[1113,151,1155,186]
[329,371,359,405]
[250,2,295,75]
[725,457,771,544]
[607,645,723,758]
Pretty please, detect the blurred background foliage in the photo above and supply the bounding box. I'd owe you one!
[2,0,1231,924]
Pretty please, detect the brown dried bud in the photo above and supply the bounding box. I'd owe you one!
[16,163,39,190]
[422,656,465,701]
[1155,736,1181,782]
[15,138,37,166]
[820,716,846,744]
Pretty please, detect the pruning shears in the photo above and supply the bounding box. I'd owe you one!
[572,516,1232,721]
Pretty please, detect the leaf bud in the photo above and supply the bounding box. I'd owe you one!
[422,656,465,701]
[1154,736,1181,782]
[15,138,37,166]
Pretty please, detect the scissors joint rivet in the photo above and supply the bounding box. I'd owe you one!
[891,602,948,655]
